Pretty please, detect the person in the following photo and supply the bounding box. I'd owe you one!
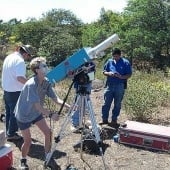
[71,61,95,129]
[1,45,33,140]
[14,57,70,169]
[100,48,132,128]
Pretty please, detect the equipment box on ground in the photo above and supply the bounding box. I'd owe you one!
[118,120,170,152]
[0,144,13,170]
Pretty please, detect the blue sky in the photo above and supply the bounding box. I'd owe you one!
[0,0,128,23]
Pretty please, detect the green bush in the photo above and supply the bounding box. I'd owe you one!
[123,71,170,122]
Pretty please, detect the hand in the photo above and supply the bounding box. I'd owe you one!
[109,72,115,77]
[65,103,71,109]
[114,73,122,79]
[109,72,119,77]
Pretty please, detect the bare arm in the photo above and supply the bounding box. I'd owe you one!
[17,76,27,84]
[114,73,131,80]
[103,71,114,77]
[34,102,59,121]
[103,71,131,80]
[52,97,70,109]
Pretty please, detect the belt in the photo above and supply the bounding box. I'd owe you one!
[4,91,21,94]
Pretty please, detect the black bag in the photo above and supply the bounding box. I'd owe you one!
[73,133,102,155]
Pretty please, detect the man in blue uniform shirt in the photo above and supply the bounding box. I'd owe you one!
[100,48,132,128]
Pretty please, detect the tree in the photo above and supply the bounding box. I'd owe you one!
[12,20,49,50]
[38,27,79,66]
[42,8,83,47]
[82,23,107,47]
[82,8,124,66]
[0,19,21,45]
[99,8,124,34]
[37,9,83,66]
[120,0,170,68]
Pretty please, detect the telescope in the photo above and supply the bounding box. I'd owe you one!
[46,33,119,83]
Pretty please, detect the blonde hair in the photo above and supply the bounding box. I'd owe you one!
[30,57,46,74]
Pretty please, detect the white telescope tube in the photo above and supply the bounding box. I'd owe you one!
[87,33,120,59]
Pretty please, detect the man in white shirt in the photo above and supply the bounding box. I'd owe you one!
[1,45,33,140]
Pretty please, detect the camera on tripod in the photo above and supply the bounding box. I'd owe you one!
[73,61,95,95]
[74,62,95,86]
[44,34,120,169]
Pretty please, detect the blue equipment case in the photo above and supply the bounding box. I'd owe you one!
[46,48,91,83]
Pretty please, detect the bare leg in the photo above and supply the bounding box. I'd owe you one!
[35,118,51,153]
[20,128,32,158]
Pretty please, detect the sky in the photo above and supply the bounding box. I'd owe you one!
[0,0,128,23]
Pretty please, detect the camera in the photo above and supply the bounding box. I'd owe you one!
[74,62,95,85]
[74,71,90,85]
[73,62,95,94]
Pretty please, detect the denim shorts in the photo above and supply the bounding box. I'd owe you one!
[17,114,44,130]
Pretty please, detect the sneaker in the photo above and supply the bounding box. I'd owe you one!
[7,133,22,140]
[20,158,29,169]
[99,120,108,125]
[0,113,5,122]
[108,120,120,129]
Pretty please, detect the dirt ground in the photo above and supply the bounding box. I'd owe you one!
[0,85,170,170]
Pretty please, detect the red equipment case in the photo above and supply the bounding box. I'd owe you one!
[118,120,170,152]
[0,144,13,170]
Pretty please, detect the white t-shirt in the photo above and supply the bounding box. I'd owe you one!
[1,51,26,92]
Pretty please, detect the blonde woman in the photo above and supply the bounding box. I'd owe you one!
[15,57,70,169]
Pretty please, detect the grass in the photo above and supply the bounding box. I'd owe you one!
[123,70,170,122]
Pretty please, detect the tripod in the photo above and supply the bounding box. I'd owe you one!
[44,81,107,170]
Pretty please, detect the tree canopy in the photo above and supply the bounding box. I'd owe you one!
[0,0,169,69]
[121,0,170,68]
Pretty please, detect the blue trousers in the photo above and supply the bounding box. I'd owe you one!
[71,83,92,126]
[101,83,125,121]
[3,91,20,137]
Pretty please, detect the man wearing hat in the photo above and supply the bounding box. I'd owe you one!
[1,45,34,140]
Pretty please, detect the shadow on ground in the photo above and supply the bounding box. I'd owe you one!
[8,138,66,161]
